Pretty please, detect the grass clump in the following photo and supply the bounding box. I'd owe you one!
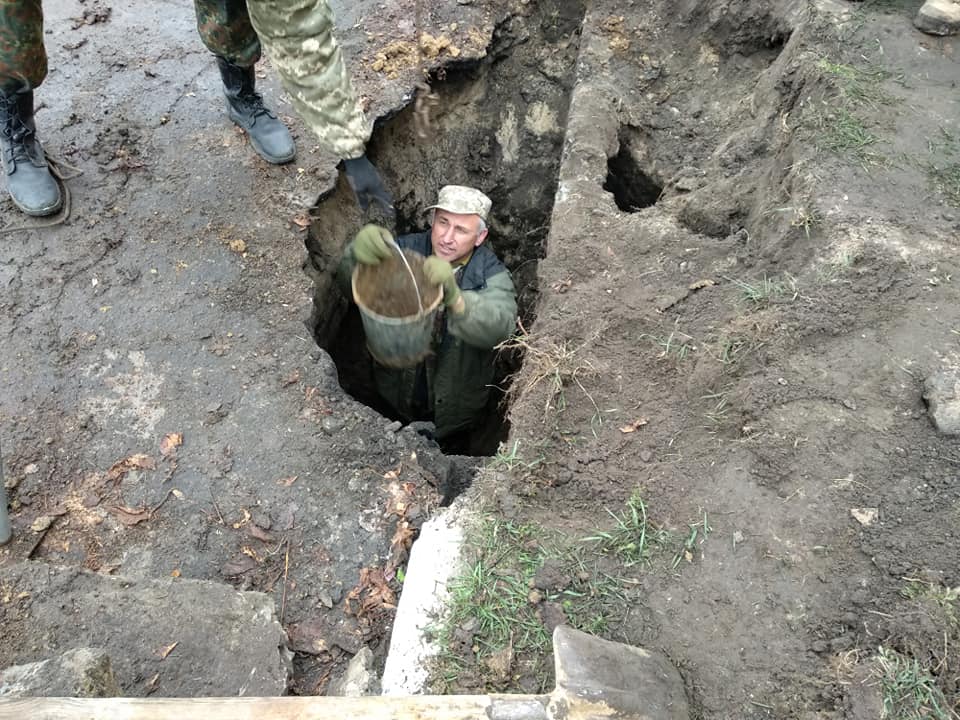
[433,493,705,693]
[434,517,630,693]
[582,490,671,567]
[874,646,955,720]
[639,329,697,362]
[809,56,900,167]
[725,274,798,306]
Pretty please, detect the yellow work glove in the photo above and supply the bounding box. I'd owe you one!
[423,256,462,308]
[353,224,393,265]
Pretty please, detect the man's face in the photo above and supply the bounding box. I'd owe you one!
[430,209,488,263]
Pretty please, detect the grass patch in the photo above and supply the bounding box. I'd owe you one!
[815,105,887,167]
[490,439,544,473]
[639,329,697,362]
[499,326,600,419]
[874,646,955,720]
[808,54,900,167]
[926,127,960,207]
[817,59,896,108]
[725,274,798,306]
[582,490,671,567]
[433,516,633,693]
[433,494,707,692]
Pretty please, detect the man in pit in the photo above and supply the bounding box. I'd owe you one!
[337,185,517,453]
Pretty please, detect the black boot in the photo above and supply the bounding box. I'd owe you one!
[216,58,295,165]
[0,88,62,217]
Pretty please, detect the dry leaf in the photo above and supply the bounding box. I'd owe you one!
[108,505,151,526]
[232,508,251,529]
[160,433,183,456]
[291,214,311,229]
[157,641,178,659]
[145,673,160,694]
[619,418,649,433]
[107,454,156,482]
[170,568,181,578]
[689,279,717,290]
[228,239,247,254]
[248,524,273,542]
[276,476,298,487]
[31,515,55,533]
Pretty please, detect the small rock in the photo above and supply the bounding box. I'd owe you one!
[532,558,568,592]
[327,647,379,696]
[810,639,829,653]
[922,370,960,435]
[640,449,653,463]
[914,0,960,35]
[850,508,878,526]
[384,420,402,433]
[830,635,853,652]
[23,463,39,475]
[321,416,346,435]
[536,601,568,634]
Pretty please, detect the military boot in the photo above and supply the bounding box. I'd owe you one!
[216,58,295,165]
[0,88,62,217]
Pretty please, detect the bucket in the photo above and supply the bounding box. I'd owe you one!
[351,248,443,368]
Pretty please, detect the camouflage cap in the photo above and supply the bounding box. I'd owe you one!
[426,185,492,220]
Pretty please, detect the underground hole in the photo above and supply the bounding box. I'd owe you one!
[604,131,665,212]
[305,0,585,461]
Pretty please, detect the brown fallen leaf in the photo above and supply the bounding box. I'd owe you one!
[619,418,649,433]
[248,524,273,542]
[108,505,151,526]
[145,673,160,695]
[107,454,156,482]
[170,568,181,578]
[232,508,251,529]
[157,641,178,660]
[291,214,311,229]
[221,555,257,577]
[276,475,298,487]
[160,432,183,457]
[30,515,55,533]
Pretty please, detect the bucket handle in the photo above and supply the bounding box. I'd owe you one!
[385,236,426,317]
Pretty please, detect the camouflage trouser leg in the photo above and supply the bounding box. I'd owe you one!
[246,0,368,158]
[0,0,46,93]
[193,0,261,67]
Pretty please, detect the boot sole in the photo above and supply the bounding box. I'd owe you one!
[10,194,63,218]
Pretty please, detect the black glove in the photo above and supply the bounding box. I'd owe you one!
[341,155,394,215]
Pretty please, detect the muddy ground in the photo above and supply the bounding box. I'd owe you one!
[1,0,959,717]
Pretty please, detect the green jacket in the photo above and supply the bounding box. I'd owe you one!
[338,231,517,439]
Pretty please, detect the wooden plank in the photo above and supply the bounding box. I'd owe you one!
[0,694,548,720]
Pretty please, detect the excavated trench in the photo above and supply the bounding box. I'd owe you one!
[305,1,586,456]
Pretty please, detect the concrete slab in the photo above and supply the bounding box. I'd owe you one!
[0,562,289,696]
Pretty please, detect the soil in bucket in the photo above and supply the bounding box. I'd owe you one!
[352,249,443,368]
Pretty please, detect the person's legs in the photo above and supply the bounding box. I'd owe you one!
[193,0,295,164]
[0,0,62,216]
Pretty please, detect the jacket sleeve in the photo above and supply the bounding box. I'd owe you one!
[246,0,369,159]
[335,241,358,298]
[448,270,518,349]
